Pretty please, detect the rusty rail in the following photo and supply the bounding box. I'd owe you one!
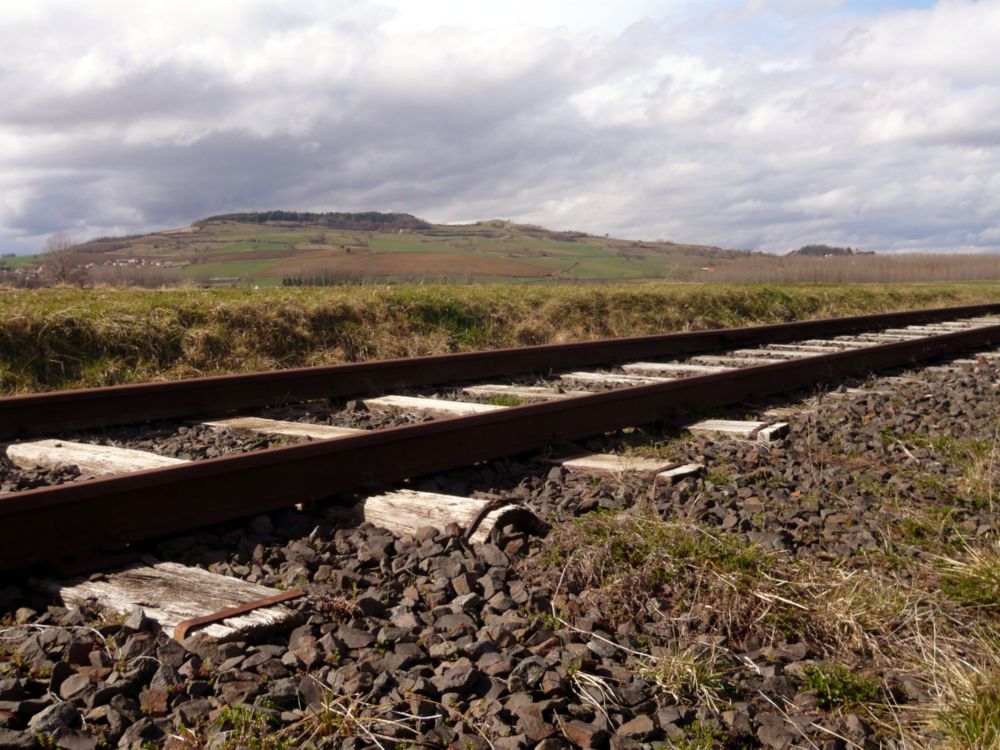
[1,320,998,570]
[2,303,1000,440]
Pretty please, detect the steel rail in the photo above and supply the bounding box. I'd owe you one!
[2,303,1000,440]
[2,322,998,571]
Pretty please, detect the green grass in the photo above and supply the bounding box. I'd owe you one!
[897,432,1000,510]
[802,663,879,709]
[672,720,728,750]
[215,706,291,750]
[936,667,1000,750]
[1,254,38,269]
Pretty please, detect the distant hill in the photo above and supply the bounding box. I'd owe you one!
[10,215,1000,287]
[789,244,874,257]
[56,211,737,285]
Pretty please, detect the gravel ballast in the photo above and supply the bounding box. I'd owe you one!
[1,354,998,748]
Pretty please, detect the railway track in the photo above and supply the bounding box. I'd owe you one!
[3,303,1000,749]
[2,303,1000,571]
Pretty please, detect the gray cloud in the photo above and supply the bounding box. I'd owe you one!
[1,0,998,254]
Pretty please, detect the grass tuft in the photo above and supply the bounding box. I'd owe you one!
[940,541,1000,610]
[528,509,778,634]
[936,667,1000,750]
[801,663,879,710]
[635,643,732,711]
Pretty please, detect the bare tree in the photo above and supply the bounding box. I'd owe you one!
[39,233,89,286]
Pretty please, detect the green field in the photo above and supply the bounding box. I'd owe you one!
[0,254,39,269]
[182,259,283,279]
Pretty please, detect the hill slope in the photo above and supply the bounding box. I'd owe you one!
[62,213,738,284]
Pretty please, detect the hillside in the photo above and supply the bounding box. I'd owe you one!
[11,213,1000,287]
[27,213,738,285]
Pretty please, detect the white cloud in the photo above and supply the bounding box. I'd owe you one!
[0,0,998,254]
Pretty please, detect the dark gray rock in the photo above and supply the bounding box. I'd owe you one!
[431,662,483,695]
[337,626,374,650]
[122,608,152,632]
[116,717,163,749]
[27,702,80,736]
[563,720,610,748]
[58,674,91,702]
[175,698,213,726]
[756,712,793,749]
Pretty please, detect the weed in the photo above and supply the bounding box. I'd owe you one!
[802,663,878,710]
[703,468,733,486]
[940,541,1000,610]
[935,666,1000,749]
[290,677,437,746]
[525,509,778,635]
[315,592,361,620]
[895,430,1000,511]
[215,705,290,750]
[635,643,732,711]
[672,719,727,750]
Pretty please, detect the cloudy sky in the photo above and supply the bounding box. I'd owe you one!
[2,0,998,254]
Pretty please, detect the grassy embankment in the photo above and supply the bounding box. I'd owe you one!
[2,283,1000,395]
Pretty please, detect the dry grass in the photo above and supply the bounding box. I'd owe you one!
[526,502,1000,747]
[634,643,733,712]
[939,540,1000,611]
[932,654,1000,750]
[170,682,448,750]
[527,508,779,635]
[2,282,1000,394]
[709,254,1000,284]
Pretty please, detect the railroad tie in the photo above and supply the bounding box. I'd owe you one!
[767,343,856,352]
[460,384,590,402]
[363,395,508,418]
[4,439,187,476]
[42,560,301,642]
[730,348,817,359]
[334,489,544,544]
[801,339,872,349]
[850,333,924,342]
[620,362,730,376]
[883,326,960,334]
[543,452,704,483]
[200,417,366,440]
[559,371,672,386]
[686,419,789,443]
[689,355,787,366]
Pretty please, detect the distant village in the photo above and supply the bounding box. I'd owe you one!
[0,253,183,287]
